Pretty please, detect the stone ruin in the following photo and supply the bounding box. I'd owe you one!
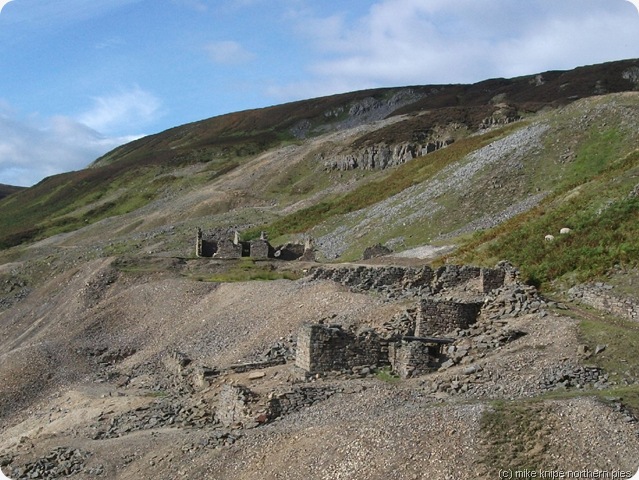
[195,228,315,261]
[143,261,567,437]
[294,320,458,379]
[295,262,526,379]
[416,299,483,337]
[295,324,390,374]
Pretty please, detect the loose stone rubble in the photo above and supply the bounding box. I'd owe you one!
[538,363,609,391]
[7,447,93,479]
[88,397,217,440]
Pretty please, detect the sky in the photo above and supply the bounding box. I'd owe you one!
[1,0,639,187]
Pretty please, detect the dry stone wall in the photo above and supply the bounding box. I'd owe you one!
[416,299,483,336]
[431,265,481,293]
[249,239,270,259]
[389,341,441,378]
[568,283,639,322]
[214,239,242,259]
[309,264,506,299]
[296,324,388,374]
[268,385,340,418]
[480,268,506,293]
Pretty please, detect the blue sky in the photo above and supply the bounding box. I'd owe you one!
[1,0,639,186]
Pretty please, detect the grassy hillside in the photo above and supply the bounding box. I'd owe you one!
[2,61,639,480]
[453,95,639,288]
[0,184,24,200]
[243,121,526,241]
[1,59,638,278]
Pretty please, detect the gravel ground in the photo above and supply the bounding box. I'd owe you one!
[2,258,639,480]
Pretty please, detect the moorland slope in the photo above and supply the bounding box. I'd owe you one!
[1,59,639,479]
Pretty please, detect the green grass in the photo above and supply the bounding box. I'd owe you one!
[196,258,302,283]
[595,385,639,416]
[577,309,639,385]
[536,302,639,415]
[0,151,246,250]
[456,146,639,287]
[560,128,625,189]
[480,400,552,474]
[374,366,401,384]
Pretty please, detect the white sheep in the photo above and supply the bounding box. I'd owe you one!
[560,227,572,234]
[545,234,555,242]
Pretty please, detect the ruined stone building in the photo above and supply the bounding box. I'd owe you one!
[195,228,315,261]
[295,263,515,379]
[295,322,454,379]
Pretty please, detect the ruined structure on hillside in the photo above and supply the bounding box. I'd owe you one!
[296,324,390,374]
[195,228,315,261]
[295,262,522,379]
[295,322,454,379]
[415,299,483,337]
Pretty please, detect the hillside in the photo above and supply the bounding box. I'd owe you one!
[0,184,24,201]
[1,59,639,251]
[1,59,639,479]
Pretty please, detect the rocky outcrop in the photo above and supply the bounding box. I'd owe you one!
[320,140,453,171]
[622,66,639,88]
[479,103,520,129]
[362,243,392,260]
[290,90,424,138]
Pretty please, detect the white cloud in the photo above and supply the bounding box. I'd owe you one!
[0,87,161,186]
[0,0,13,15]
[204,40,256,65]
[0,112,141,186]
[269,0,639,100]
[77,87,161,135]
